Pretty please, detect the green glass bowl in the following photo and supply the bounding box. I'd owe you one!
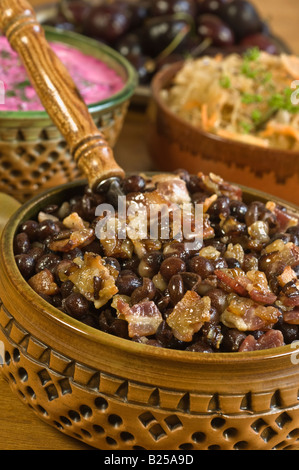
[0,26,137,203]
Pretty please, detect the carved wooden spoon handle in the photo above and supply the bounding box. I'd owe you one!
[0,0,125,189]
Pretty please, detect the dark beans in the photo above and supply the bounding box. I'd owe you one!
[14,232,30,254]
[229,200,248,221]
[121,255,140,273]
[221,328,247,352]
[60,280,75,298]
[173,168,190,183]
[243,253,258,272]
[208,196,230,220]
[225,257,241,268]
[180,272,201,291]
[42,204,59,214]
[245,201,265,226]
[35,253,61,273]
[98,309,128,338]
[185,340,214,353]
[156,291,171,313]
[155,321,181,349]
[37,219,61,241]
[163,241,191,261]
[191,191,210,204]
[188,255,214,279]
[20,220,39,241]
[131,277,156,304]
[62,293,90,319]
[15,254,35,279]
[28,246,45,261]
[62,247,83,260]
[168,274,184,305]
[109,318,129,338]
[287,225,299,246]
[116,270,142,296]
[213,257,228,270]
[104,256,121,272]
[122,175,146,193]
[138,251,163,278]
[93,276,104,300]
[206,288,227,314]
[160,256,186,281]
[275,317,298,344]
[187,175,203,194]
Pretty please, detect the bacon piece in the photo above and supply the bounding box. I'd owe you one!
[238,330,284,352]
[112,296,163,337]
[152,174,191,205]
[221,295,280,331]
[214,268,248,296]
[277,266,298,287]
[49,228,95,252]
[28,268,59,296]
[224,243,244,265]
[63,212,86,230]
[279,280,299,308]
[265,201,298,232]
[198,172,242,200]
[101,238,134,259]
[166,290,211,342]
[283,308,299,324]
[263,242,299,277]
[215,268,277,304]
[67,252,118,308]
[239,270,277,304]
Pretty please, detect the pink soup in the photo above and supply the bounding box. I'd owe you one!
[0,36,125,112]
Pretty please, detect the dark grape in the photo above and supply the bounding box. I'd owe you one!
[83,3,133,43]
[240,33,279,54]
[141,15,192,58]
[197,14,235,47]
[199,0,231,15]
[150,0,197,18]
[218,0,263,41]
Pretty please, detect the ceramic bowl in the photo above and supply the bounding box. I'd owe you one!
[0,27,137,203]
[1,180,299,451]
[147,61,299,206]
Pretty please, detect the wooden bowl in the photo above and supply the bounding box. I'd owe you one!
[147,61,299,206]
[1,180,299,450]
[0,27,137,203]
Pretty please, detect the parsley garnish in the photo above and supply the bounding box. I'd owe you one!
[240,121,253,134]
[244,47,261,62]
[251,109,262,124]
[268,87,299,113]
[219,76,231,89]
[241,93,263,104]
[15,80,31,89]
[6,90,16,97]
[241,61,258,79]
[0,50,10,59]
[241,47,261,78]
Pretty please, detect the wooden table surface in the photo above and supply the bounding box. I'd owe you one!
[1,0,299,451]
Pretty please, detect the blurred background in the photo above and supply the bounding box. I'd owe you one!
[29,0,299,54]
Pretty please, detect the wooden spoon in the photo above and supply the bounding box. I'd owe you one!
[0,0,125,193]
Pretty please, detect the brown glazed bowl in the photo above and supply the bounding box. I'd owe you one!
[0,26,137,203]
[1,180,299,451]
[147,62,299,206]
